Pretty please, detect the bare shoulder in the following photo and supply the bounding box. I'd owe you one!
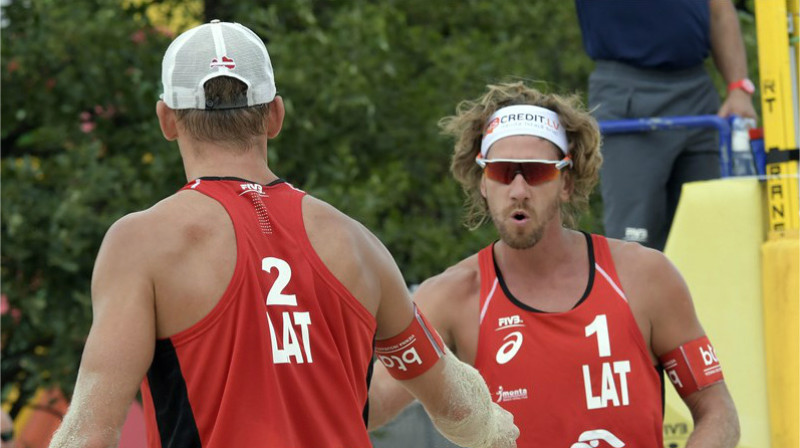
[607,237,702,356]
[607,238,689,298]
[108,190,229,259]
[301,195,384,313]
[413,254,481,357]
[301,194,378,262]
[415,255,481,311]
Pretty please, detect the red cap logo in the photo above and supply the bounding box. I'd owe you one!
[210,56,235,70]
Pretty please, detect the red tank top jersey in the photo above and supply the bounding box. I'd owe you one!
[140,178,377,448]
[473,233,663,447]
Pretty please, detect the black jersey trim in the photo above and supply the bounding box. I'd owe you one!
[494,231,595,313]
[196,176,286,187]
[363,335,376,428]
[146,339,202,448]
[658,364,666,418]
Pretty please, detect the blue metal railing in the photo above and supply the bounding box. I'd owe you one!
[599,115,733,178]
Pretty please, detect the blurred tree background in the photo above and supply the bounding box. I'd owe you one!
[0,0,760,413]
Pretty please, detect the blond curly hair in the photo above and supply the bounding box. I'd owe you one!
[440,82,603,229]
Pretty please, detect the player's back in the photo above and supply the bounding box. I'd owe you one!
[140,177,377,448]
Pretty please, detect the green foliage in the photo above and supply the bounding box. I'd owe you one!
[6,0,761,409]
[246,0,595,278]
[1,0,180,409]
[1,0,595,408]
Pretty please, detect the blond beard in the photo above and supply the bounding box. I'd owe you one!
[491,197,561,250]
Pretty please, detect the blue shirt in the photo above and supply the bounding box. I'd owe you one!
[575,0,711,70]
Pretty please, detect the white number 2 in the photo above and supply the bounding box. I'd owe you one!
[262,257,297,306]
[585,314,611,358]
[262,257,313,364]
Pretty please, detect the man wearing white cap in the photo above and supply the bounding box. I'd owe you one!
[48,21,518,448]
[369,82,739,447]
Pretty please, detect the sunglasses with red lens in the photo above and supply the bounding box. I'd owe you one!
[476,156,572,186]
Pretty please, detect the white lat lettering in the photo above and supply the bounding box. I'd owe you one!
[263,257,314,364]
[582,360,631,409]
[293,311,313,363]
[267,311,313,364]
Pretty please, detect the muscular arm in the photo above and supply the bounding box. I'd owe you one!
[684,384,740,448]
[621,245,739,448]
[304,198,515,446]
[709,0,756,119]
[368,263,478,430]
[49,215,157,448]
[363,233,516,446]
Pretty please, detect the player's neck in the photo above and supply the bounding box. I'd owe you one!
[180,140,278,185]
[495,224,582,278]
[494,225,588,311]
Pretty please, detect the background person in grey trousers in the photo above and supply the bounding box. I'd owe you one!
[575,0,757,251]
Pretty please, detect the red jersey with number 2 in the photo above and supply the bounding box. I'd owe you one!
[140,178,377,448]
[473,233,663,447]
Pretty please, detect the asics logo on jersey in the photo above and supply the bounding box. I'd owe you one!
[570,429,625,448]
[496,315,524,330]
[495,331,523,364]
[495,385,528,403]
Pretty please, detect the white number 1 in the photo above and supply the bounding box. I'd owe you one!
[585,314,611,358]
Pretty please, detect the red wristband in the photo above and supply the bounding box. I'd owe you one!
[375,305,446,380]
[728,78,755,95]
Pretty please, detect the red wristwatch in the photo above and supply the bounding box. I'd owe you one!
[728,78,755,95]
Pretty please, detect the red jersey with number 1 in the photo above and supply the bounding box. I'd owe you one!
[473,233,663,447]
[140,178,377,448]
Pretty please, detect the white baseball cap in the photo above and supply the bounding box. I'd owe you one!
[161,20,276,110]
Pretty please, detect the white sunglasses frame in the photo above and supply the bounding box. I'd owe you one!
[475,156,573,170]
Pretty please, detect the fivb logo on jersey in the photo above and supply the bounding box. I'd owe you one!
[240,182,266,196]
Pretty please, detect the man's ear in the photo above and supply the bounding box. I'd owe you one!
[480,173,488,199]
[156,101,178,141]
[560,169,574,202]
[267,95,285,139]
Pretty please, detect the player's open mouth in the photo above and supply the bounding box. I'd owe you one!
[511,211,529,222]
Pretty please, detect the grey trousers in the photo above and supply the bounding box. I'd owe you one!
[589,60,722,251]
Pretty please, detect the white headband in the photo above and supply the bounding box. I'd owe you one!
[480,105,569,157]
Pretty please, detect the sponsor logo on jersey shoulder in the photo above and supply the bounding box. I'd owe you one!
[496,314,525,331]
[495,385,529,403]
[570,429,625,448]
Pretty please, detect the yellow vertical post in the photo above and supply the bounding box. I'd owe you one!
[756,0,799,234]
[754,1,799,447]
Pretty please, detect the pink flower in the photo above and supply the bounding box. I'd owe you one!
[154,26,175,38]
[81,122,96,133]
[80,111,91,121]
[131,29,146,44]
[1,294,8,315]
